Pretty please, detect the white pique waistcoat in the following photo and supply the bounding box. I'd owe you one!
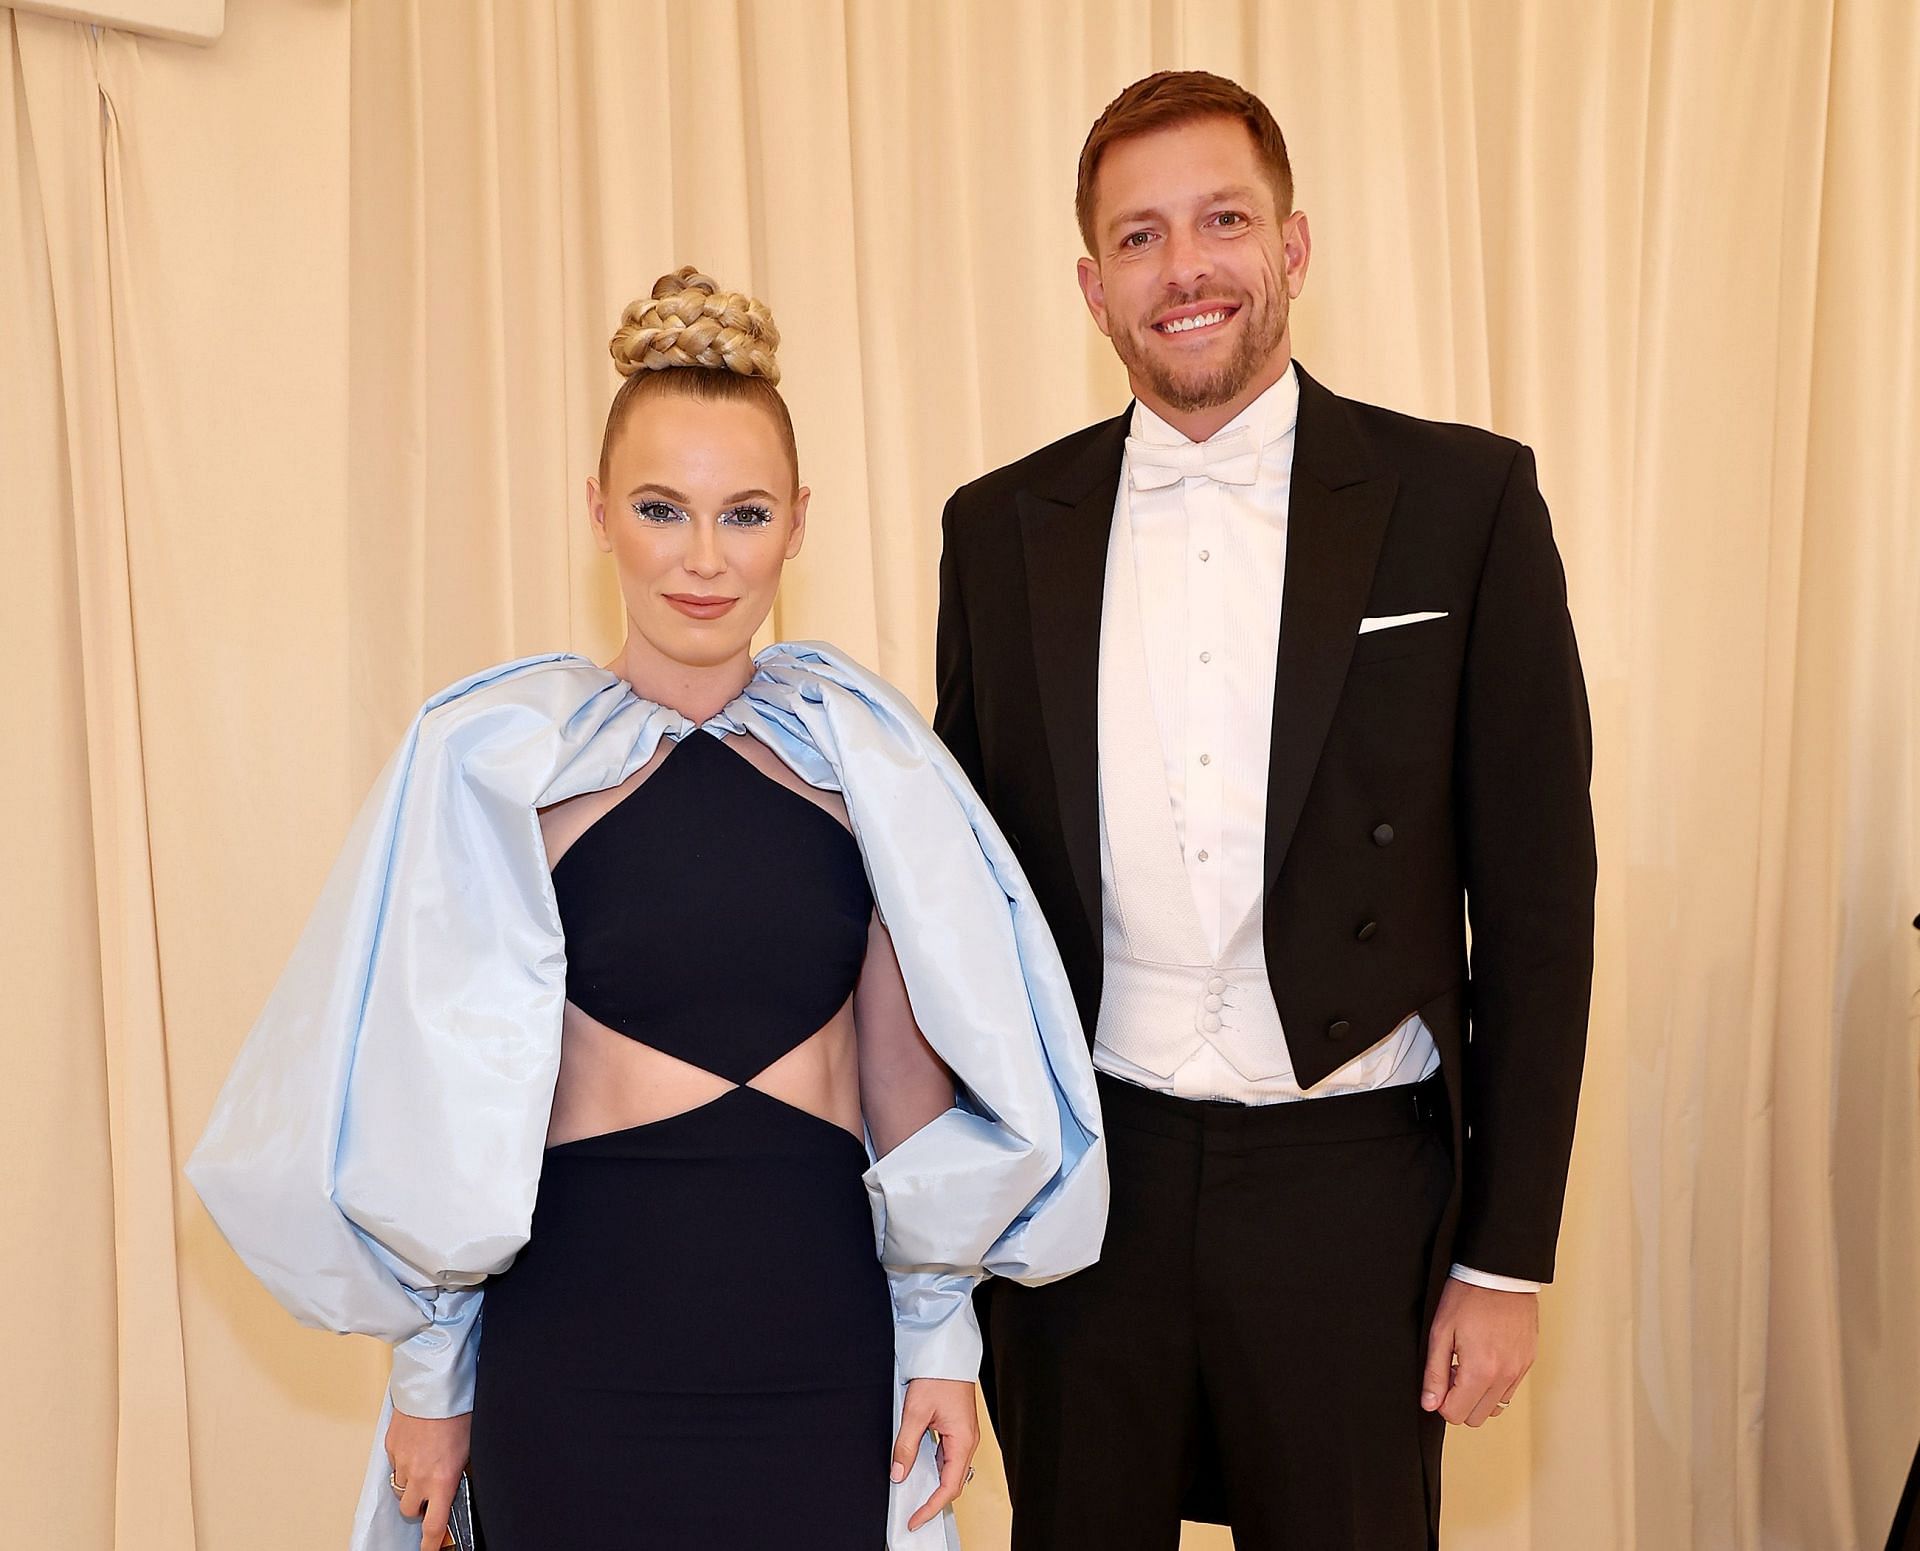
[1091,464,1292,1082]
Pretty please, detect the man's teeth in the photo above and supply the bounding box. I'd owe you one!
[1159,309,1230,333]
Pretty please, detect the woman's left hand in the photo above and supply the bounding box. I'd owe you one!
[890,1377,980,1531]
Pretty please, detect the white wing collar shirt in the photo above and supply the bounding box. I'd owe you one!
[188,644,1107,1551]
[1093,364,1534,1294]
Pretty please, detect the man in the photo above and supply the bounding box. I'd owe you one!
[935,71,1596,1549]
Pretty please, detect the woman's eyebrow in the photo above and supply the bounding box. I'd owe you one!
[625,484,777,504]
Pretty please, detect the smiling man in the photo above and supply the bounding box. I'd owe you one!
[934,72,1597,1548]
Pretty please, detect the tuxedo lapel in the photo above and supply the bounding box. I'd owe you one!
[1017,410,1131,947]
[1264,366,1399,889]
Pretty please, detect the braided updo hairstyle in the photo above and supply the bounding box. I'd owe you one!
[598,266,799,487]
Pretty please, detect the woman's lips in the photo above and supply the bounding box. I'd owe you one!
[664,594,738,619]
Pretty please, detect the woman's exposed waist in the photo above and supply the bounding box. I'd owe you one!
[544,1083,868,1165]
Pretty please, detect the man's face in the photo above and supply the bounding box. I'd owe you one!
[1078,115,1310,419]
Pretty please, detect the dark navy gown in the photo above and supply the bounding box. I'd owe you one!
[467,730,895,1546]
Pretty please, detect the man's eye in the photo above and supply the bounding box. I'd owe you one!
[1213,211,1247,228]
[1120,230,1153,249]
[722,505,774,528]
[634,500,684,524]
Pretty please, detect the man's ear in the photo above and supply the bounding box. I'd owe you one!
[1077,255,1113,338]
[1283,210,1313,299]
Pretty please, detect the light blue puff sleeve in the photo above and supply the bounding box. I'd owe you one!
[187,647,1106,1551]
[188,657,680,1550]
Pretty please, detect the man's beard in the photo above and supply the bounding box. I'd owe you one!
[1114,287,1288,414]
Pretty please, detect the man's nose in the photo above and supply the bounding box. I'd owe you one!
[1163,228,1210,292]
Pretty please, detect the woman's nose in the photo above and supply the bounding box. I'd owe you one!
[684,521,724,577]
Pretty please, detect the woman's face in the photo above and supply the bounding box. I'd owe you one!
[588,392,807,673]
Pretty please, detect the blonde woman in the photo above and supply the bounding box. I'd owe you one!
[190,270,1105,1551]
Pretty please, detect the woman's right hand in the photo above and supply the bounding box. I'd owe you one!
[385,1406,471,1551]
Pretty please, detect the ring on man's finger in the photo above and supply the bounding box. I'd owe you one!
[964,1466,976,1485]
[389,1471,405,1495]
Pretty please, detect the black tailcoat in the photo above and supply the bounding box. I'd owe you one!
[934,363,1597,1284]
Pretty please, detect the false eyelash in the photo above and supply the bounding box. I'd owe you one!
[629,500,773,528]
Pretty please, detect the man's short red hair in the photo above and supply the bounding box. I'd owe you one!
[1076,71,1294,254]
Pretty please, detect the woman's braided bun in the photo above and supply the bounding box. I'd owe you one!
[609,266,782,385]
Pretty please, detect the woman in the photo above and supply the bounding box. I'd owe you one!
[188,269,1105,1551]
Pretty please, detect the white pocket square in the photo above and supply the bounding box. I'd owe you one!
[1358,611,1449,635]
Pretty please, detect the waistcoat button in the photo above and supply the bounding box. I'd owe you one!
[1356,920,1378,942]
[1372,823,1395,846]
[1327,1019,1352,1040]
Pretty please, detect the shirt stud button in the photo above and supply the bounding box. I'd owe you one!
[1197,848,1210,861]
[1199,753,1212,766]
[1199,549,1211,561]
[1199,650,1212,664]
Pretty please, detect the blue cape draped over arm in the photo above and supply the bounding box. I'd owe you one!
[187,644,1106,1551]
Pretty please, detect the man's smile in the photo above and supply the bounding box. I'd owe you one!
[1151,301,1241,337]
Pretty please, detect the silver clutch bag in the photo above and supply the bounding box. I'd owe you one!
[443,1475,477,1551]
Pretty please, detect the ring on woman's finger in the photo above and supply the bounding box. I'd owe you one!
[964,1466,976,1485]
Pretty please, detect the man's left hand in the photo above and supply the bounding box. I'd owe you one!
[1421,1279,1537,1426]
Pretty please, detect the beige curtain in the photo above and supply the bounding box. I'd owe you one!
[5,2,1916,1548]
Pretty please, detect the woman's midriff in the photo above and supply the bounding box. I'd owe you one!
[543,994,864,1148]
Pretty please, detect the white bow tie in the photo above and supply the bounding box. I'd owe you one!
[1125,425,1262,491]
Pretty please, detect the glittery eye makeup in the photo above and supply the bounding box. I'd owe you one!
[629,499,774,529]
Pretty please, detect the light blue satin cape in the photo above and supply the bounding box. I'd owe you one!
[187,644,1107,1551]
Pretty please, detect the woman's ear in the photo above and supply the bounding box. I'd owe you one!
[588,476,613,554]
[784,485,811,560]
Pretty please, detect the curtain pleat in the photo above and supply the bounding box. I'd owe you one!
[1,17,121,1551]
[6,16,197,1550]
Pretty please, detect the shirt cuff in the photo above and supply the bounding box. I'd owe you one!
[1449,1263,1544,1294]
[889,1271,984,1383]
[388,1287,483,1417]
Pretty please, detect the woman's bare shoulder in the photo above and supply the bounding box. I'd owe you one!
[536,745,669,868]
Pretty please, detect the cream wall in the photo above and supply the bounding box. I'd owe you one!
[4,2,1917,1548]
